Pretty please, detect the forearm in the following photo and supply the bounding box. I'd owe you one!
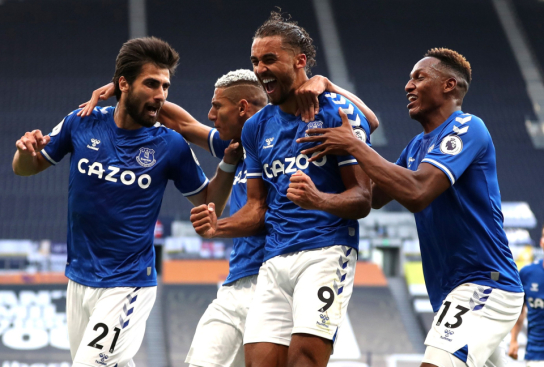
[206,167,235,216]
[326,79,379,133]
[511,306,526,342]
[371,182,393,209]
[12,151,46,176]
[316,186,370,219]
[159,102,211,150]
[214,201,266,238]
[348,143,426,212]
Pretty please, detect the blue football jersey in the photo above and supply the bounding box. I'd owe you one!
[208,128,265,284]
[41,106,209,288]
[242,92,371,261]
[396,110,522,311]
[520,260,544,360]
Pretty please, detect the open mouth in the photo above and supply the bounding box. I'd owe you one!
[145,104,160,117]
[262,78,277,94]
[407,94,418,109]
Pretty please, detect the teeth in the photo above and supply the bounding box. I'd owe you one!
[408,96,417,102]
[262,78,276,84]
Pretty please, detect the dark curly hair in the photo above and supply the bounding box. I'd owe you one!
[254,11,317,75]
[425,48,472,92]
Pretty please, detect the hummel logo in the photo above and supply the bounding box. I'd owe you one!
[531,283,539,292]
[263,137,274,149]
[408,157,415,168]
[87,138,100,151]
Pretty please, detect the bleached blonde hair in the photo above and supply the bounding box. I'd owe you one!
[215,69,260,88]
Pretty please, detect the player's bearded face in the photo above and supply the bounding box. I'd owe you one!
[125,87,161,128]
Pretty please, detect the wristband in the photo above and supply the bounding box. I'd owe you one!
[218,160,236,173]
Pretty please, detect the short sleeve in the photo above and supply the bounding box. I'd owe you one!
[170,135,209,196]
[322,93,371,167]
[41,111,78,165]
[207,128,231,159]
[395,145,409,168]
[421,116,488,185]
[241,118,262,179]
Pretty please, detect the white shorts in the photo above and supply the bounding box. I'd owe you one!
[185,275,258,367]
[527,362,544,367]
[67,279,156,367]
[243,245,357,347]
[423,283,524,367]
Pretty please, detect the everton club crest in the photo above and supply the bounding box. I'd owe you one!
[136,147,156,167]
[305,120,324,137]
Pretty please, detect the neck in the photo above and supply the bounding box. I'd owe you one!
[113,101,142,130]
[418,102,461,134]
[279,73,309,115]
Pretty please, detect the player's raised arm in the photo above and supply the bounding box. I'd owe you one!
[191,177,267,239]
[12,130,52,176]
[155,101,212,150]
[295,75,379,132]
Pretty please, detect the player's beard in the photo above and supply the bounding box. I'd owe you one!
[125,89,159,128]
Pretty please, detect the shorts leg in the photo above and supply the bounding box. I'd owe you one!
[67,280,94,361]
[244,263,293,346]
[186,275,257,367]
[424,283,523,367]
[291,246,357,346]
[73,286,156,367]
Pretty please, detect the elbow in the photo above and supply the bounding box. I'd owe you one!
[12,163,27,177]
[405,192,430,213]
[351,196,371,219]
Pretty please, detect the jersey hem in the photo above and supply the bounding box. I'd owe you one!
[421,158,455,185]
[223,268,261,285]
[264,242,358,262]
[40,149,58,165]
[66,273,158,288]
[208,128,218,158]
[183,178,209,197]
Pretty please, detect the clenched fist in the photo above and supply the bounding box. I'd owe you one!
[190,203,218,238]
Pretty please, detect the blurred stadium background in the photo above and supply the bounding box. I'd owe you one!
[1,0,543,366]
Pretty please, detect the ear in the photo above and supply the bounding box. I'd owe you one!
[444,77,457,94]
[239,99,250,117]
[295,53,307,70]
[119,76,130,94]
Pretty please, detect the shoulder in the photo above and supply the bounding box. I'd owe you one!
[520,262,538,278]
[442,113,490,139]
[243,105,275,138]
[247,104,275,127]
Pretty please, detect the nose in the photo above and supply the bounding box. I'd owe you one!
[208,107,217,122]
[155,87,167,102]
[254,62,267,77]
[405,80,415,93]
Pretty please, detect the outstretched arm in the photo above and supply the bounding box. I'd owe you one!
[295,75,379,132]
[156,102,212,151]
[13,130,52,176]
[191,177,267,238]
[287,166,371,219]
[298,109,450,213]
